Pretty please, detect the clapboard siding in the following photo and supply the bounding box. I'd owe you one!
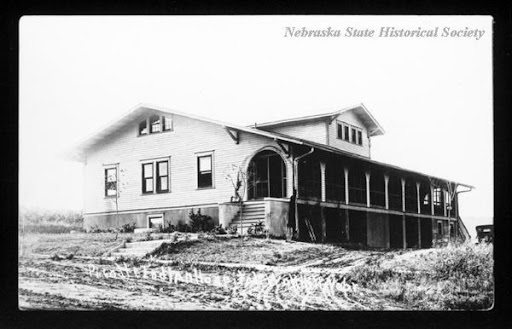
[328,111,370,157]
[84,114,293,215]
[263,120,327,145]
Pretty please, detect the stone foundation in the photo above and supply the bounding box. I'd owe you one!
[83,205,219,230]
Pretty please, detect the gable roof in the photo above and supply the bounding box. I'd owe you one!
[65,103,304,162]
[65,103,472,189]
[254,103,385,137]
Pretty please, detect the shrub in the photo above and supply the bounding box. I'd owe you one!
[211,224,226,235]
[176,220,191,233]
[119,223,136,233]
[226,225,238,235]
[189,209,214,232]
[88,225,104,233]
[160,222,176,233]
[247,221,265,236]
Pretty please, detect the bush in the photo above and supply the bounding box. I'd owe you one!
[176,220,191,233]
[160,222,176,233]
[19,207,84,226]
[119,222,136,233]
[226,225,238,235]
[247,221,266,236]
[211,224,226,235]
[189,209,214,232]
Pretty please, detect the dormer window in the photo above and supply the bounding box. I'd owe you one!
[138,114,173,136]
[336,121,363,146]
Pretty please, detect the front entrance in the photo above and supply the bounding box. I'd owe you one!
[247,150,287,199]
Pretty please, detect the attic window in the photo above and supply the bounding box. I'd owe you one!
[139,120,148,135]
[150,115,161,133]
[138,115,173,136]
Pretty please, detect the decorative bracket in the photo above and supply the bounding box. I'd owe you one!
[224,127,239,144]
[275,139,291,157]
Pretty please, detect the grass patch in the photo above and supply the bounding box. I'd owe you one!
[347,243,493,310]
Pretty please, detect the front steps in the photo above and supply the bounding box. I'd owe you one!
[229,201,266,235]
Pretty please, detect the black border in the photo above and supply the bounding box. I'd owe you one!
[2,1,511,329]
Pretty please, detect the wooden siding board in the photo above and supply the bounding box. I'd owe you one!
[266,121,328,145]
[84,114,292,214]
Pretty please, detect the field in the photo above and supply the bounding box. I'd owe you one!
[18,232,493,310]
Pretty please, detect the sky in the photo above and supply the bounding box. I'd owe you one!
[19,16,493,230]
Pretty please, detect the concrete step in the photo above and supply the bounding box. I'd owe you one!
[116,247,155,254]
[230,221,262,227]
[125,239,174,248]
[236,214,265,220]
[241,210,265,215]
[111,251,149,258]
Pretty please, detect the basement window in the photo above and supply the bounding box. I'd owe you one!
[147,214,164,229]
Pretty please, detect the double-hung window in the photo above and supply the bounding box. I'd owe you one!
[142,158,170,194]
[104,167,118,197]
[197,152,214,189]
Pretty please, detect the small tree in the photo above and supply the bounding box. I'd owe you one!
[107,164,128,241]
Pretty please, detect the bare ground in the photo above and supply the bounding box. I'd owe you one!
[19,233,484,310]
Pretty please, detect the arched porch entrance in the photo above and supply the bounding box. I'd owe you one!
[247,150,287,200]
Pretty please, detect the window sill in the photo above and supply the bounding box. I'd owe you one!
[137,130,175,137]
[196,187,215,190]
[140,191,171,196]
[104,196,118,199]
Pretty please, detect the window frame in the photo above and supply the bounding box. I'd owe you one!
[141,157,171,195]
[147,214,164,229]
[138,114,173,136]
[336,120,363,146]
[104,166,118,198]
[196,151,215,189]
[156,160,170,193]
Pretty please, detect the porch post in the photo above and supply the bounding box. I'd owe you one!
[430,185,435,216]
[320,207,326,242]
[416,182,421,214]
[401,178,406,212]
[402,215,407,249]
[401,178,406,249]
[365,171,371,208]
[418,218,422,248]
[320,162,326,202]
[443,190,447,217]
[344,167,349,204]
[384,174,389,210]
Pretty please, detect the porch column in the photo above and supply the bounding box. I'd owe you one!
[320,162,326,202]
[344,167,349,204]
[430,185,435,215]
[418,218,422,248]
[443,190,447,217]
[401,178,406,212]
[320,207,326,242]
[402,215,406,249]
[365,171,371,208]
[384,174,389,210]
[416,182,421,214]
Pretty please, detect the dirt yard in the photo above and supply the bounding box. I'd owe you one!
[18,233,492,310]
